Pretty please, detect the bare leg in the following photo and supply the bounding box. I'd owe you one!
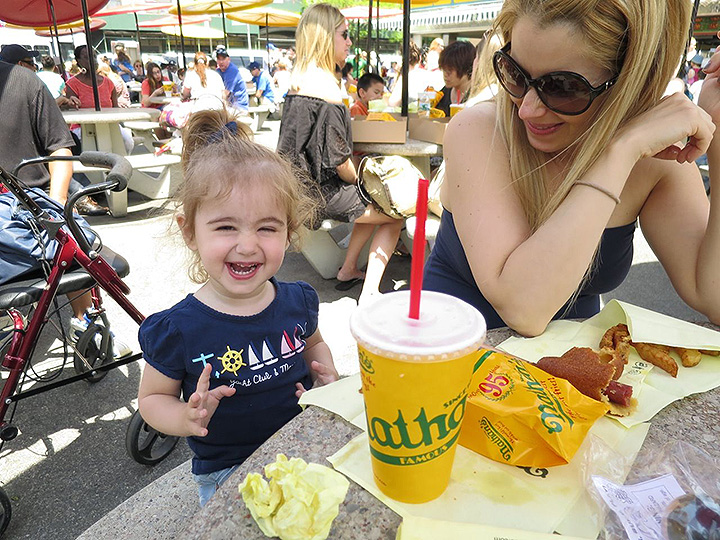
[337,222,375,282]
[336,206,403,300]
[359,219,403,304]
[69,291,93,319]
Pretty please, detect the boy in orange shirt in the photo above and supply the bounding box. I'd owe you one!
[349,73,385,117]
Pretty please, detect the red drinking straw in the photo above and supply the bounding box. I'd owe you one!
[409,178,430,320]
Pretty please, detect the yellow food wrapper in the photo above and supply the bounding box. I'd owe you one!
[238,454,350,540]
[365,112,397,122]
[459,350,609,467]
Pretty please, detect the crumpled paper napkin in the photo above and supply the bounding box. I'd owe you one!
[239,454,350,540]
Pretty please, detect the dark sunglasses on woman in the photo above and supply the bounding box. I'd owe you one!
[493,42,617,116]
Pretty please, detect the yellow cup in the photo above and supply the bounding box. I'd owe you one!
[342,96,350,108]
[162,81,173,97]
[450,103,465,117]
[350,291,486,503]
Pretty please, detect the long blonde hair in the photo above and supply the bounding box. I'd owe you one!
[290,3,345,90]
[194,51,209,87]
[179,109,317,283]
[487,0,690,232]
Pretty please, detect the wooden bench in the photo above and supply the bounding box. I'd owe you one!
[123,120,163,152]
[73,153,183,215]
[297,220,370,280]
[247,105,271,131]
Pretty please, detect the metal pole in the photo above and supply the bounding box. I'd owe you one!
[375,2,380,73]
[401,0,409,116]
[79,0,101,111]
[265,14,270,68]
[366,0,372,75]
[175,0,187,70]
[134,12,142,61]
[220,1,228,50]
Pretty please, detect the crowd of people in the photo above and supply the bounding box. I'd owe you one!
[2,0,719,513]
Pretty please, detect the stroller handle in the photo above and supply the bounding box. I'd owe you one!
[77,152,132,193]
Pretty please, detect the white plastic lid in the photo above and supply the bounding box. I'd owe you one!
[350,290,486,358]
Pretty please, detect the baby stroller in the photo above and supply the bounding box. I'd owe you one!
[0,152,179,535]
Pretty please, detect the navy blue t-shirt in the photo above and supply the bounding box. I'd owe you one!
[138,278,315,474]
[424,210,636,329]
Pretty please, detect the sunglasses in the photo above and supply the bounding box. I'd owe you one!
[339,30,349,40]
[493,43,617,116]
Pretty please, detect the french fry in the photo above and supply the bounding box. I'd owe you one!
[700,349,720,356]
[632,342,678,377]
[673,347,702,367]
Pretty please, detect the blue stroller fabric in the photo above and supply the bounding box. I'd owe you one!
[0,188,96,285]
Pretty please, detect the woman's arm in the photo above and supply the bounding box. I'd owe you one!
[445,97,715,336]
[138,363,235,437]
[336,158,357,184]
[141,86,164,107]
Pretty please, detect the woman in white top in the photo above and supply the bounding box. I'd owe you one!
[388,41,433,107]
[182,51,226,112]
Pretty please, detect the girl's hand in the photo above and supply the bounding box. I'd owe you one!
[185,364,235,437]
[294,361,340,397]
[617,92,715,164]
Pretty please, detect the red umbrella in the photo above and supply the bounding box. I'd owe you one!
[0,0,109,26]
[0,0,110,110]
[138,14,210,28]
[35,18,106,37]
[95,3,174,60]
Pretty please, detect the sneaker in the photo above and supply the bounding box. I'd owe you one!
[69,313,132,359]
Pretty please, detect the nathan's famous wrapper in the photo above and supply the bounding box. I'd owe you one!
[459,350,609,468]
[350,291,486,504]
[162,81,173,96]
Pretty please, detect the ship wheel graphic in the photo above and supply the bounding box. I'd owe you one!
[219,346,245,375]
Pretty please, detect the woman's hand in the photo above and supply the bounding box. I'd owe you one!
[616,92,715,164]
[698,45,720,127]
[184,364,236,437]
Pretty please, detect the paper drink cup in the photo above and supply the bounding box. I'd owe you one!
[449,103,465,117]
[350,290,486,503]
[162,81,173,96]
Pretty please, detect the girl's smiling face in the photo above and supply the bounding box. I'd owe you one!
[180,182,289,306]
[507,17,613,155]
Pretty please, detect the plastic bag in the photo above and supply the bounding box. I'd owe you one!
[589,441,720,540]
[357,155,423,219]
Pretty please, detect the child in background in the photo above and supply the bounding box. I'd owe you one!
[350,72,385,117]
[137,108,339,507]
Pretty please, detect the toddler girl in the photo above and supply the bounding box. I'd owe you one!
[137,108,339,506]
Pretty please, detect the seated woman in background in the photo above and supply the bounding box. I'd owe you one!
[182,52,226,113]
[97,62,131,108]
[387,42,432,107]
[65,45,118,108]
[434,40,475,117]
[423,0,720,335]
[141,62,174,109]
[277,3,403,305]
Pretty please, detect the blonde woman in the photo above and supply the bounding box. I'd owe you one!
[424,0,720,335]
[277,3,403,304]
[181,51,225,112]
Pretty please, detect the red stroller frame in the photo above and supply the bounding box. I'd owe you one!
[0,152,178,535]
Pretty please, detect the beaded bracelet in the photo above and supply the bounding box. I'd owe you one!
[574,181,621,205]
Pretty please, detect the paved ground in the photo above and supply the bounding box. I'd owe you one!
[0,118,709,539]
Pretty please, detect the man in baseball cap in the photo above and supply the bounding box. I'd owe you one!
[248,61,275,112]
[0,44,39,70]
[214,45,248,111]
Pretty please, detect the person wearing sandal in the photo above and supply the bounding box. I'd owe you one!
[277,3,403,304]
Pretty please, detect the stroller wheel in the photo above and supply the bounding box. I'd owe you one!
[73,324,112,383]
[126,410,179,465]
[0,486,11,536]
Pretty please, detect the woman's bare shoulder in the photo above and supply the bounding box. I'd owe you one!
[445,100,500,149]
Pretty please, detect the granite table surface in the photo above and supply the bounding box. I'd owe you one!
[179,323,720,539]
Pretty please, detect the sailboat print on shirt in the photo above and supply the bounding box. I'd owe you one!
[245,324,306,370]
[281,324,306,359]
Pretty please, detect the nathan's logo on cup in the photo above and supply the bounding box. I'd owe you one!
[358,350,375,374]
[367,397,466,466]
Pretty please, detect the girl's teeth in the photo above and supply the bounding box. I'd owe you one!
[229,263,257,275]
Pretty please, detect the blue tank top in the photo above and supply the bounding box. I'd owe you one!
[423,210,636,329]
